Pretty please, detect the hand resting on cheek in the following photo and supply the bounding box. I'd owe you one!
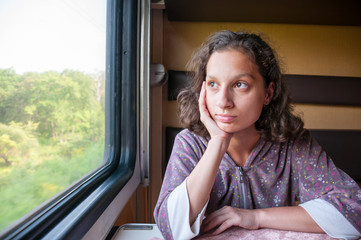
[199,81,233,142]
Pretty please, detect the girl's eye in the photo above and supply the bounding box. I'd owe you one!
[235,82,247,88]
[209,82,216,87]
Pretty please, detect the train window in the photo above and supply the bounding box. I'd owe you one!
[0,0,141,239]
[0,0,106,232]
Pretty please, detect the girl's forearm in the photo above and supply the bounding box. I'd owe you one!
[186,137,229,225]
[256,206,324,233]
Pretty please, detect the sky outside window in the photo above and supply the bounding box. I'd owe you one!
[0,0,106,74]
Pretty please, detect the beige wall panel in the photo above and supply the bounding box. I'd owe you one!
[163,20,361,130]
[164,21,361,76]
[163,100,180,127]
[295,104,361,130]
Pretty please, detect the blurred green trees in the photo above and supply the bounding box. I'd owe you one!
[0,68,105,230]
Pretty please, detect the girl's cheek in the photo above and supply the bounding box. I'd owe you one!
[205,91,210,104]
[205,96,213,113]
[206,91,216,105]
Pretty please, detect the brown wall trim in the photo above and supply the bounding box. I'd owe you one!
[168,70,361,106]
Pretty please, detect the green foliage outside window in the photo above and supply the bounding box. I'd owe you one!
[0,68,105,231]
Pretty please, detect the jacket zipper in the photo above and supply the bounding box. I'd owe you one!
[239,167,247,208]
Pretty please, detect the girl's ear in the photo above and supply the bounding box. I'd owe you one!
[264,82,275,106]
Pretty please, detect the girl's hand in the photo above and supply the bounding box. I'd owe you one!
[202,205,324,235]
[202,206,260,235]
[199,81,232,141]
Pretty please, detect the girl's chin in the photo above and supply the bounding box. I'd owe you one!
[217,123,237,134]
[217,122,257,135]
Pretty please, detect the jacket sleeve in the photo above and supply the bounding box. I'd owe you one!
[153,130,205,239]
[300,198,360,239]
[293,131,361,235]
[166,179,208,240]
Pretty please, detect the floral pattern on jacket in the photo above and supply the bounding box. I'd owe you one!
[154,129,361,239]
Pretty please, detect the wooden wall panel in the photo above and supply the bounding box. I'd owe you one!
[162,20,361,130]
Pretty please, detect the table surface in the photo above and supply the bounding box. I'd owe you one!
[113,224,339,240]
[195,226,337,240]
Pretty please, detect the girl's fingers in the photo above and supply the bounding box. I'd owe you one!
[198,82,231,139]
[199,82,207,113]
[199,81,233,142]
[203,207,225,224]
[203,215,226,232]
[199,82,212,122]
[212,220,234,235]
[199,82,205,103]
[203,207,230,231]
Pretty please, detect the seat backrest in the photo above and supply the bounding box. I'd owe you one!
[165,127,361,182]
[165,71,361,182]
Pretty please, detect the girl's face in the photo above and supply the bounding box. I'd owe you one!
[205,49,273,135]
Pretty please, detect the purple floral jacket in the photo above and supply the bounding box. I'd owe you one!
[154,129,361,239]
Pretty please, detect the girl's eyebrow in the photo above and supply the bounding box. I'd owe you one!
[234,73,254,79]
[206,73,254,80]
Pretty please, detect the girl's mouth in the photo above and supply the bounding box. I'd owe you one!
[215,114,236,123]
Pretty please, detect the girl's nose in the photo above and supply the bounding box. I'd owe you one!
[216,87,233,109]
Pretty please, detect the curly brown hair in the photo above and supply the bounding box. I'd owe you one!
[177,30,304,142]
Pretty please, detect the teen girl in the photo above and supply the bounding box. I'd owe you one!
[154,30,361,240]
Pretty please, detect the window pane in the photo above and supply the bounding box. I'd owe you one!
[0,0,107,231]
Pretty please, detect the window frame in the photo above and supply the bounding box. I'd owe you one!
[0,0,140,239]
